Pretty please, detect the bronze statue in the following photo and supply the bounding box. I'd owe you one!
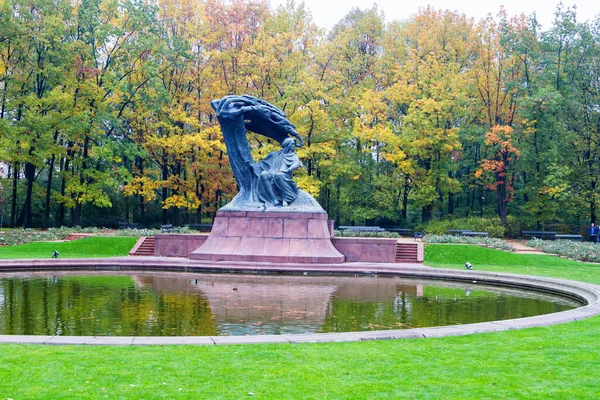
[249,137,301,207]
[211,95,322,212]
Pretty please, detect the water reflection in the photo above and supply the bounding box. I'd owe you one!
[0,272,580,336]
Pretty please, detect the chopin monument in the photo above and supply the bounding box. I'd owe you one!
[190,95,345,263]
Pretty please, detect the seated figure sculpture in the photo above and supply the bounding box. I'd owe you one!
[249,138,301,207]
[211,95,324,212]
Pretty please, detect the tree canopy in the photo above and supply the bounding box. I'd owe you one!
[1,0,599,232]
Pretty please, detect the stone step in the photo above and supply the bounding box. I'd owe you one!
[130,237,156,257]
[395,243,419,263]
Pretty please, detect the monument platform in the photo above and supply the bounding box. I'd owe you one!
[189,210,345,263]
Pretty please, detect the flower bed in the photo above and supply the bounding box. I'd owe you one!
[333,230,405,238]
[0,228,74,246]
[113,228,160,237]
[526,238,600,262]
[424,234,515,251]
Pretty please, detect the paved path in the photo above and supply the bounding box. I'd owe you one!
[506,240,546,254]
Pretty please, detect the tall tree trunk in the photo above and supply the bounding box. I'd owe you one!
[480,187,485,217]
[10,162,19,228]
[137,157,146,226]
[401,176,409,223]
[421,205,432,223]
[42,131,59,229]
[162,162,168,225]
[124,196,130,222]
[42,154,56,229]
[17,161,36,228]
[138,195,145,227]
[58,153,71,227]
[73,136,90,226]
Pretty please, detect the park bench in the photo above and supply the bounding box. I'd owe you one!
[338,226,386,236]
[413,230,425,241]
[448,229,473,235]
[385,228,413,236]
[117,222,140,229]
[186,223,213,232]
[161,224,181,233]
[461,231,489,237]
[522,231,557,240]
[555,234,583,241]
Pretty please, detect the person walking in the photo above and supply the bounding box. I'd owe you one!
[588,222,598,243]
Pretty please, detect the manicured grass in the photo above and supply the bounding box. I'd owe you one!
[426,244,600,284]
[0,244,599,398]
[0,236,138,259]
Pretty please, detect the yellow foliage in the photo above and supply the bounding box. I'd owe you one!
[294,175,322,197]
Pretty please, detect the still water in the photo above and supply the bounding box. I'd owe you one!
[0,271,580,336]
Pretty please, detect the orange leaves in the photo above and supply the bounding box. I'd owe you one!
[478,160,505,174]
[484,125,520,157]
[479,125,520,176]
[477,124,521,214]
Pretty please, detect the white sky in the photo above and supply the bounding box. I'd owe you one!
[269,0,599,31]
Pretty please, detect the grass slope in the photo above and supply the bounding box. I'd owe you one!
[426,244,600,284]
[0,236,138,259]
[0,244,599,399]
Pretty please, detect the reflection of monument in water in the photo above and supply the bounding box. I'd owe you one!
[135,274,424,334]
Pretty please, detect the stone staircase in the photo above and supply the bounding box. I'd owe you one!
[395,242,419,263]
[129,237,155,257]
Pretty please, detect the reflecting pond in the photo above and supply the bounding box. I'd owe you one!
[0,271,580,336]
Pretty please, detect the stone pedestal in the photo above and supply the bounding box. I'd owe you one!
[189,210,345,263]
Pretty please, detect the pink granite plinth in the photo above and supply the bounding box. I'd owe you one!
[190,211,345,263]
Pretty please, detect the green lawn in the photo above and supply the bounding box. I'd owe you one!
[0,236,138,259]
[426,244,600,284]
[0,244,599,399]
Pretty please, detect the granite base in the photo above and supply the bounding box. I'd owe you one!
[189,210,345,263]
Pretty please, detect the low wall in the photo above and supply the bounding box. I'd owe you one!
[155,233,404,263]
[154,234,208,257]
[331,237,398,263]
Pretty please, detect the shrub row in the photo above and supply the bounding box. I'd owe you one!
[0,226,160,246]
[420,217,504,238]
[526,238,600,262]
[419,216,524,238]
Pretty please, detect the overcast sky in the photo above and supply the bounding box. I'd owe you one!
[268,0,598,32]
